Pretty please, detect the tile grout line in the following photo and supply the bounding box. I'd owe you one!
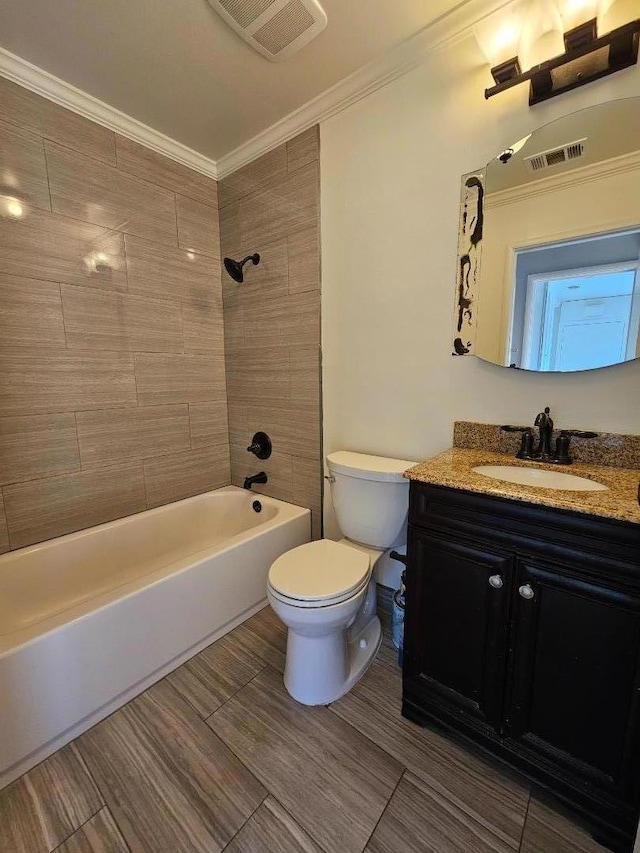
[218,791,269,853]
[165,658,269,723]
[41,134,54,214]
[327,692,529,853]
[360,767,406,852]
[202,662,271,724]
[47,808,108,853]
[517,789,533,852]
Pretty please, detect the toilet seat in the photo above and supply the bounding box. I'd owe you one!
[268,539,370,608]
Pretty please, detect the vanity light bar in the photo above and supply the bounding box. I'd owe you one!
[485,17,640,104]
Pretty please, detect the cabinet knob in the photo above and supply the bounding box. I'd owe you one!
[489,574,503,589]
[519,583,535,600]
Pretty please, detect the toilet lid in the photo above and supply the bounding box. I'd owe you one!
[269,540,370,603]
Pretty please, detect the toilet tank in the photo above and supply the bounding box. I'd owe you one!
[327,451,414,549]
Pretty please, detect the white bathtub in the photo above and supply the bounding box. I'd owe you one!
[0,486,309,788]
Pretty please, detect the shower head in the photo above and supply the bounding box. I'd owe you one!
[223,253,260,283]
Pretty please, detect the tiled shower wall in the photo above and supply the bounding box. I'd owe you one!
[219,128,322,538]
[0,77,229,551]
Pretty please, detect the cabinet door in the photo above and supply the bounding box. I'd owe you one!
[404,528,513,734]
[505,558,640,805]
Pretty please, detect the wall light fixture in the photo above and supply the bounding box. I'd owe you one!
[476,0,640,103]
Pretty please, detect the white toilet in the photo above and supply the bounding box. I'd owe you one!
[267,450,413,705]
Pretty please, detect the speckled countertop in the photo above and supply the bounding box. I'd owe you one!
[404,447,640,524]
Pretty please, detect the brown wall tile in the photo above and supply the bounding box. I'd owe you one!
[0,350,137,415]
[0,494,9,554]
[0,77,116,165]
[183,303,225,354]
[189,402,230,449]
[292,455,322,513]
[76,405,190,468]
[219,200,242,260]
[115,135,217,206]
[176,194,220,258]
[0,413,80,486]
[288,226,320,294]
[244,290,320,348]
[292,454,322,539]
[0,275,66,348]
[223,127,322,517]
[224,303,244,354]
[0,119,51,212]
[226,346,290,405]
[219,145,287,209]
[135,353,226,406]
[45,141,178,243]
[238,161,318,249]
[4,462,146,549]
[286,126,319,173]
[0,80,231,550]
[290,345,321,403]
[124,235,220,306]
[61,286,183,352]
[144,446,231,508]
[0,210,128,292]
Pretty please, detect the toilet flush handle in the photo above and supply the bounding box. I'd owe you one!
[324,474,335,483]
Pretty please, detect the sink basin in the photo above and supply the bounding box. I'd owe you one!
[472,465,609,492]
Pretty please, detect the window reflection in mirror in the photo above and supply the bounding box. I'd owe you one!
[471,98,640,373]
[511,232,640,371]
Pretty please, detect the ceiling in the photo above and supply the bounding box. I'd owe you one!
[0,0,468,162]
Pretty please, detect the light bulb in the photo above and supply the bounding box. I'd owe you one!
[520,0,565,69]
[555,0,599,29]
[474,1,526,66]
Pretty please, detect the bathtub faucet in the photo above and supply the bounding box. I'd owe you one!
[243,471,268,490]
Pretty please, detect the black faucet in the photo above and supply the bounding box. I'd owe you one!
[243,471,268,490]
[552,429,599,465]
[502,408,598,464]
[534,406,554,461]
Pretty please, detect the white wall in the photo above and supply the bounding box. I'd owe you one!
[321,35,640,539]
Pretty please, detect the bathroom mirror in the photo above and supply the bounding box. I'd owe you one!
[456,98,640,372]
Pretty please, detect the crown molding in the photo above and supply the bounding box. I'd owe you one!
[0,0,506,181]
[216,0,511,177]
[0,48,219,180]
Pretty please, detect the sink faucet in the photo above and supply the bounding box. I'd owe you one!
[243,471,268,490]
[501,408,598,464]
[534,406,554,461]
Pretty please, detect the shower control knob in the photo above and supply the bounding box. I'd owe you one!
[519,584,535,600]
[246,432,272,460]
[489,575,503,589]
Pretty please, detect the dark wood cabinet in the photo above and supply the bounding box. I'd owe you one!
[403,481,640,853]
[407,528,513,734]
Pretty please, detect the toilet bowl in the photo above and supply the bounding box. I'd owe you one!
[267,450,413,706]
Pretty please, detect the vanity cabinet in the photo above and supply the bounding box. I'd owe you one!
[403,481,640,852]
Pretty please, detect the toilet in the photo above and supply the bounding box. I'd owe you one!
[267,450,413,705]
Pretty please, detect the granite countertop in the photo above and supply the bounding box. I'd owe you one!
[404,447,640,524]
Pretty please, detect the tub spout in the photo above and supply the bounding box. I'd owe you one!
[243,471,268,490]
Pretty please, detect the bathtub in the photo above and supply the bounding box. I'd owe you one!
[0,486,309,788]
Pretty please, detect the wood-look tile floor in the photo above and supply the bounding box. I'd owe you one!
[0,605,612,853]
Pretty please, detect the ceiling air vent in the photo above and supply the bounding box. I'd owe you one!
[524,138,587,173]
[209,0,327,61]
